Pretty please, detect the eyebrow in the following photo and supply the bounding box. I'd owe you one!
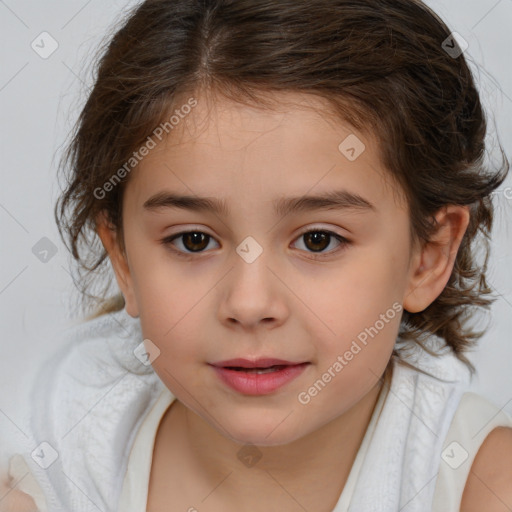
[142,189,376,217]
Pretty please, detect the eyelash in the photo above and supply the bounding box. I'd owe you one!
[160,228,350,260]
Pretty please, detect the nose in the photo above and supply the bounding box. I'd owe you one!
[217,246,289,330]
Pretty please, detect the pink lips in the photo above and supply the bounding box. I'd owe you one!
[209,358,309,395]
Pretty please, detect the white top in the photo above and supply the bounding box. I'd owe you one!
[4,308,512,511]
[118,378,390,511]
[10,382,512,512]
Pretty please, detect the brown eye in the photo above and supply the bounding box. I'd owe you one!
[303,231,330,252]
[181,232,210,252]
[293,229,349,258]
[162,231,218,255]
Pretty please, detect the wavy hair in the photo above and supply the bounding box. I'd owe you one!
[54,0,509,374]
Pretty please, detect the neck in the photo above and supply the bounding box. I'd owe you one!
[157,376,387,510]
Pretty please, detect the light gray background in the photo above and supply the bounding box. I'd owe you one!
[1,0,511,462]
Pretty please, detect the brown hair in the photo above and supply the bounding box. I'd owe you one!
[55,0,509,374]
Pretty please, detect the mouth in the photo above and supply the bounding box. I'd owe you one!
[210,358,307,370]
[224,364,292,374]
[209,358,310,395]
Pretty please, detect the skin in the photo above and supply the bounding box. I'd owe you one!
[0,94,512,512]
[98,90,473,511]
[460,427,512,511]
[3,90,510,511]
[0,480,37,512]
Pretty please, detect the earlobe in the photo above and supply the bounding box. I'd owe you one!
[403,205,470,314]
[95,212,140,318]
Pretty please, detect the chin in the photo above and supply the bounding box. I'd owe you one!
[219,414,308,447]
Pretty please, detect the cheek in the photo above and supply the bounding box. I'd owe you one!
[298,251,404,335]
[142,318,206,397]
[294,248,405,397]
[139,304,205,365]
[132,265,211,368]
[129,244,215,334]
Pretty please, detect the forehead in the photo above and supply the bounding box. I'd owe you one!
[125,91,406,216]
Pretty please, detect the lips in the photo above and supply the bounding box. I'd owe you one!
[209,358,309,395]
[211,358,302,369]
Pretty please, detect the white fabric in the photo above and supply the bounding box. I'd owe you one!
[118,386,175,511]
[4,308,512,511]
[10,308,164,512]
[118,376,390,511]
[348,355,469,511]
[432,391,512,509]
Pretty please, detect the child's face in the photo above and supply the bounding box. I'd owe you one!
[109,91,421,445]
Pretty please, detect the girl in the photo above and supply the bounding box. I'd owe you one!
[2,0,512,510]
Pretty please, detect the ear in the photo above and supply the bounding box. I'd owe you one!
[95,211,140,318]
[403,205,470,314]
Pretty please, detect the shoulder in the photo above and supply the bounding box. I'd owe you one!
[460,426,512,511]
[0,454,46,512]
[0,469,39,512]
